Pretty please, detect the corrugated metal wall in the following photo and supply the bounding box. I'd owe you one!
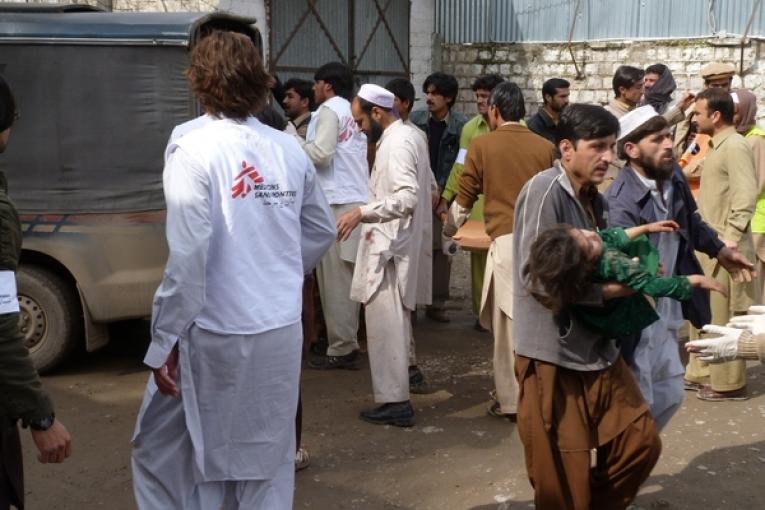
[436,0,765,43]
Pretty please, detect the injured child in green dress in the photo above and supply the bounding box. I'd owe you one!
[524,220,727,337]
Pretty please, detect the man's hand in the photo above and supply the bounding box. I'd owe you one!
[646,220,680,233]
[435,197,449,222]
[601,282,636,300]
[336,207,363,242]
[716,245,755,283]
[727,314,765,335]
[153,345,179,397]
[678,92,695,111]
[31,419,72,464]
[431,191,441,210]
[685,325,743,363]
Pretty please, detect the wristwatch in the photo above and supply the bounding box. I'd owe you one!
[29,413,55,431]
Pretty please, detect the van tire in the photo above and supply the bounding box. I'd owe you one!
[16,265,81,373]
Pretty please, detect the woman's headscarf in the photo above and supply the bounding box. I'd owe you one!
[641,64,676,115]
[734,88,757,135]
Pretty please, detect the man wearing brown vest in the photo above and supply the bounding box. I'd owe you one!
[443,81,555,419]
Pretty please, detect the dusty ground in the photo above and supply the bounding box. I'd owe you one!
[19,254,765,509]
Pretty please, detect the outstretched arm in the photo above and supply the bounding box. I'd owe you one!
[623,220,679,240]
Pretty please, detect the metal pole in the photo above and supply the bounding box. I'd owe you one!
[567,0,584,80]
[740,0,763,77]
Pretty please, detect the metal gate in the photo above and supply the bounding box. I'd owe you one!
[267,0,410,86]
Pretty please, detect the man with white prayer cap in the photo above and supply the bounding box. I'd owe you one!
[336,83,434,426]
[131,32,336,509]
[605,105,754,428]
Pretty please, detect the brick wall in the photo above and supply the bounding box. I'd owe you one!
[440,40,763,120]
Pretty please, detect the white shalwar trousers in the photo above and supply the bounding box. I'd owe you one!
[480,234,517,414]
[365,262,412,403]
[630,320,685,431]
[131,322,302,510]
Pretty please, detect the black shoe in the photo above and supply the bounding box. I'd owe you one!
[409,365,431,394]
[425,308,450,323]
[474,319,489,332]
[308,350,361,370]
[309,337,328,356]
[359,402,415,427]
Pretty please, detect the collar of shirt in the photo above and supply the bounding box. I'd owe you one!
[429,110,450,124]
[379,119,403,145]
[609,98,634,114]
[537,107,556,128]
[710,125,737,150]
[632,167,671,210]
[291,111,311,128]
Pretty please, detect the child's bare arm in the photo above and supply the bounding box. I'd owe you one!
[624,220,680,240]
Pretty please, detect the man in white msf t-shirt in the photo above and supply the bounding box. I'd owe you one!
[131,32,335,510]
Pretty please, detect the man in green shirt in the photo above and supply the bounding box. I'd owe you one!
[437,74,503,330]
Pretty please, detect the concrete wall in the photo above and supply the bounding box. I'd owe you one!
[440,40,763,120]
[409,0,436,106]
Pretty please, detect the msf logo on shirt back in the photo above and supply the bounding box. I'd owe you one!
[231,160,264,199]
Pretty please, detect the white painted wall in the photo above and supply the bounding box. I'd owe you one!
[218,0,268,59]
[409,0,436,105]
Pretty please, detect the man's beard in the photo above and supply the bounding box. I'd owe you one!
[551,102,566,113]
[638,151,674,180]
[367,119,384,143]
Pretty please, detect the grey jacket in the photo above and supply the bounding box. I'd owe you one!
[409,108,467,187]
[512,161,621,370]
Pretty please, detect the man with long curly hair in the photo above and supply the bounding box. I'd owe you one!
[130,31,335,509]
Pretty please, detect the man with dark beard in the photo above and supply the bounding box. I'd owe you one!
[605,106,753,428]
[336,84,433,426]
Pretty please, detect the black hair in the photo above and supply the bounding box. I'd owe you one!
[696,87,735,124]
[385,78,415,112]
[645,63,668,77]
[422,72,459,108]
[489,81,525,122]
[542,78,570,104]
[0,75,15,132]
[556,104,620,147]
[283,78,315,110]
[616,115,669,160]
[356,96,391,115]
[472,74,504,92]
[612,65,645,97]
[523,224,597,315]
[314,62,354,100]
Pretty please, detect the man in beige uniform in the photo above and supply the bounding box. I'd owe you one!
[674,62,736,160]
[443,82,555,418]
[684,87,758,401]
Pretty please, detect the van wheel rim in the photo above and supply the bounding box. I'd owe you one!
[18,295,46,350]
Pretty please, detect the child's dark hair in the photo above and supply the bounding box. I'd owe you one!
[523,224,597,314]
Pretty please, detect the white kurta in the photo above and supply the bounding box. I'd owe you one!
[629,173,685,431]
[132,116,335,509]
[350,119,433,308]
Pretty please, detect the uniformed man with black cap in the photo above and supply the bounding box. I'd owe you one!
[674,61,737,158]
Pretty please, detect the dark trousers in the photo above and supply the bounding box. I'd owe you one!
[430,212,451,310]
[0,424,23,510]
